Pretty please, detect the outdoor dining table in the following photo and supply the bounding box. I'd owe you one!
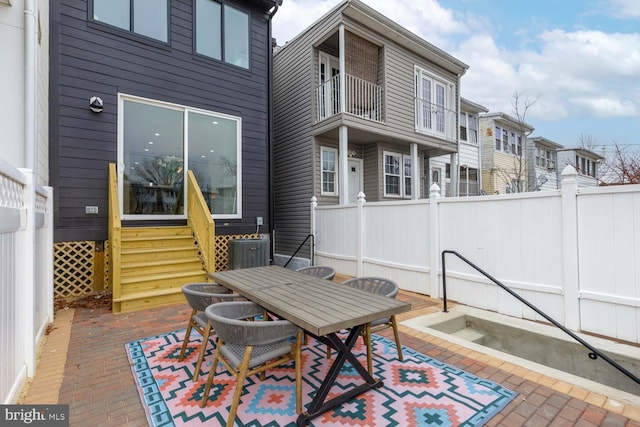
[208,265,411,426]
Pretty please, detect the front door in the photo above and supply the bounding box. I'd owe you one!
[347,158,363,203]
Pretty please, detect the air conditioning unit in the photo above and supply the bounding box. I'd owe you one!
[228,239,269,269]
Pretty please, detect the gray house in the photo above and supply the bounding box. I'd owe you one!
[527,136,563,191]
[556,147,603,187]
[272,0,468,262]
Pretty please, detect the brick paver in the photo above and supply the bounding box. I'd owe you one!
[19,290,640,426]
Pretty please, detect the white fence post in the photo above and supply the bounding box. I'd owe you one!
[17,168,36,375]
[560,165,580,331]
[44,186,54,322]
[310,196,317,265]
[429,183,441,297]
[357,192,366,276]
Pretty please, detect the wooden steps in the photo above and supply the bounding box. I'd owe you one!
[113,226,208,313]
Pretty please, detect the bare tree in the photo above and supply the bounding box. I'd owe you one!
[493,92,537,193]
[601,143,640,185]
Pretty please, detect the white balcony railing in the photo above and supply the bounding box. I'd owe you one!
[316,73,384,123]
[415,97,457,143]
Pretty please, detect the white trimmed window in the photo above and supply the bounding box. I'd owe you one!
[414,67,454,138]
[384,151,412,198]
[321,147,338,195]
[404,155,412,197]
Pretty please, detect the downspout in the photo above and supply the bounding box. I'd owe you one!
[267,2,279,261]
[452,74,462,197]
[25,0,37,172]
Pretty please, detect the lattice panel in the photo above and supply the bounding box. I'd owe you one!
[54,241,95,297]
[0,173,24,209]
[215,234,260,271]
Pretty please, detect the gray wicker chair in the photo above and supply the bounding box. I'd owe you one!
[179,283,242,381]
[296,265,337,281]
[340,277,403,373]
[200,301,303,426]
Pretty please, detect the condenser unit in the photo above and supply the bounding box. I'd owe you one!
[228,238,269,269]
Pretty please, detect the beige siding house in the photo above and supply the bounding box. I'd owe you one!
[479,112,534,194]
[273,0,468,262]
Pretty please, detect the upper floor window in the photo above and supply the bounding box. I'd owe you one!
[494,125,522,155]
[321,147,338,195]
[502,129,510,153]
[575,154,597,177]
[196,0,249,69]
[93,0,168,42]
[415,67,453,137]
[468,114,478,144]
[536,147,555,169]
[459,113,467,141]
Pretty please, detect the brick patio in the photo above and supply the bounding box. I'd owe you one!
[19,289,640,426]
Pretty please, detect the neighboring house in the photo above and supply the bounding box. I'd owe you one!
[556,147,603,187]
[429,98,488,196]
[479,112,534,194]
[1,0,49,185]
[527,136,563,191]
[1,0,51,404]
[49,0,281,310]
[272,0,468,262]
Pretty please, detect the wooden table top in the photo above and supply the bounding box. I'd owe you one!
[209,265,411,336]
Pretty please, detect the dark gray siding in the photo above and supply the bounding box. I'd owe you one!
[50,0,274,242]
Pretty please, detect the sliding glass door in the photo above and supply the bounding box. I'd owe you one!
[119,95,241,219]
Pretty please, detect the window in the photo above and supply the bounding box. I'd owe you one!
[321,147,338,195]
[494,126,501,151]
[119,95,242,219]
[510,132,516,154]
[459,113,468,141]
[384,152,412,197]
[415,67,452,137]
[575,154,597,177]
[93,0,168,42]
[502,129,510,153]
[459,167,479,196]
[384,152,401,196]
[468,114,478,144]
[404,156,412,197]
[196,0,249,69]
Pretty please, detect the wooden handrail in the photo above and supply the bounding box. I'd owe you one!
[108,163,122,309]
[187,171,215,272]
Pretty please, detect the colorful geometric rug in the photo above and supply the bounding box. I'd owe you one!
[126,329,517,426]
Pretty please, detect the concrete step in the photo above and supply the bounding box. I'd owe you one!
[451,327,485,343]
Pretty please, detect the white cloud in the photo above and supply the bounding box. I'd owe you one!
[607,0,640,18]
[272,0,640,140]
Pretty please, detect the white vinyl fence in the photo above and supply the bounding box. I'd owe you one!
[0,158,54,404]
[313,166,640,344]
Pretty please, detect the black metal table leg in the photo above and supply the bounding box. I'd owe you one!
[296,324,383,426]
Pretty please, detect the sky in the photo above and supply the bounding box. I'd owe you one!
[271,0,640,156]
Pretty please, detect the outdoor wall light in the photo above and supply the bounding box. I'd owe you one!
[89,96,104,113]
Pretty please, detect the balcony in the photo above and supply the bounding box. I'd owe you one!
[315,73,384,123]
[414,97,457,143]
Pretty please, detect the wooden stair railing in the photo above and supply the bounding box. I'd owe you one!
[108,163,122,310]
[187,170,216,272]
